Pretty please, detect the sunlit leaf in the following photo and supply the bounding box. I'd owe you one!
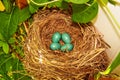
[2,42,9,54]
[0,1,5,11]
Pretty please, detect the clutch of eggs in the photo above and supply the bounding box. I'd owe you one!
[50,32,73,52]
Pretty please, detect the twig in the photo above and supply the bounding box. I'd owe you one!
[29,0,60,6]
[23,22,28,35]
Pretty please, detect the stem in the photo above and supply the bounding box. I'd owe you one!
[95,72,101,80]
[98,0,120,38]
[29,0,60,6]
[104,5,120,30]
[110,0,120,5]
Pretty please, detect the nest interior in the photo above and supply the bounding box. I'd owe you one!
[23,10,110,80]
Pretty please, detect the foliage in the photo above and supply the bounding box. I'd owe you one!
[0,52,31,80]
[0,2,31,78]
[72,0,98,23]
[0,41,9,54]
[0,0,120,79]
[28,0,99,23]
[64,0,89,4]
[0,6,31,41]
[0,23,32,79]
[2,0,13,13]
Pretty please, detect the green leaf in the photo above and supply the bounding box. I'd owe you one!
[2,42,9,54]
[29,0,49,13]
[12,59,22,79]
[108,0,119,5]
[19,76,31,80]
[2,0,13,13]
[17,7,31,24]
[8,38,15,44]
[0,7,18,41]
[48,0,69,9]
[0,33,5,41]
[0,53,31,80]
[96,52,120,80]
[103,52,120,74]
[0,54,12,70]
[72,0,98,23]
[29,3,39,14]
[12,59,31,80]
[0,41,4,47]
[64,0,89,4]
[0,41,9,54]
[102,0,108,5]
[0,78,6,80]
[0,54,13,80]
[0,70,11,80]
[0,7,31,41]
[104,0,108,5]
[31,0,49,4]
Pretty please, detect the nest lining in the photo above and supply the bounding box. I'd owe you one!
[23,10,110,80]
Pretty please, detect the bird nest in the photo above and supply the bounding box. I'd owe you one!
[23,9,110,80]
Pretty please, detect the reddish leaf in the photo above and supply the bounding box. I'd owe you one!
[16,0,28,9]
[88,77,116,80]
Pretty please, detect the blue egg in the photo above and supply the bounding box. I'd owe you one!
[62,33,71,44]
[52,32,61,43]
[61,44,74,52]
[50,43,61,50]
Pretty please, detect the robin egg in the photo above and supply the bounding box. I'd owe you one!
[61,44,74,52]
[52,32,61,43]
[50,43,61,50]
[62,32,71,44]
